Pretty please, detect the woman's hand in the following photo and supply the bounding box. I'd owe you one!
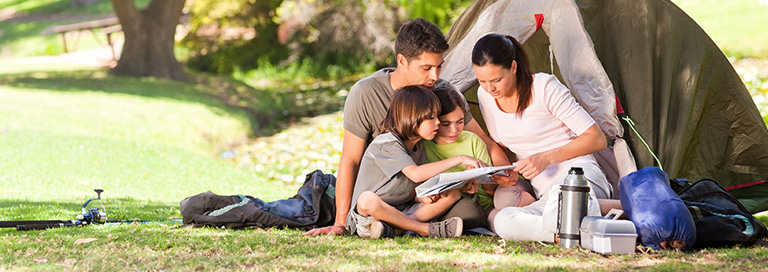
[514,124,606,180]
[516,151,555,180]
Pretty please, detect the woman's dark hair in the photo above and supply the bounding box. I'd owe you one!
[379,85,441,141]
[471,34,533,115]
[433,83,467,117]
[395,18,449,60]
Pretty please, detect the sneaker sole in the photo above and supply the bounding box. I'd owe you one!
[369,220,384,239]
[452,218,464,238]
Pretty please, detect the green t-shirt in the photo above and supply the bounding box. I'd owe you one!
[424,131,494,209]
[424,131,491,171]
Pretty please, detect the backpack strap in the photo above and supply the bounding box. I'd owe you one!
[687,201,755,236]
[207,195,250,217]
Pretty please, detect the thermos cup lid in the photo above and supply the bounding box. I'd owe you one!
[568,167,584,175]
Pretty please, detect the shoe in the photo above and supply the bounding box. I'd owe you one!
[428,217,463,238]
[369,219,395,239]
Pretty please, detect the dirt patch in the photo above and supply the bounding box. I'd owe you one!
[7,45,118,69]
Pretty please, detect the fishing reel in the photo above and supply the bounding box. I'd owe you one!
[0,188,108,230]
[75,188,107,224]
[2,188,178,231]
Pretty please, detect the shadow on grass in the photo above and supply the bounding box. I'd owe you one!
[0,69,350,137]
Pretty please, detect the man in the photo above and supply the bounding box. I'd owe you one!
[305,18,514,236]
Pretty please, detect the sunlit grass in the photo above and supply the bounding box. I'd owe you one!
[672,0,768,59]
[0,70,296,203]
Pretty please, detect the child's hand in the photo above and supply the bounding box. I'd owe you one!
[490,169,519,186]
[462,179,478,194]
[457,155,489,169]
[417,194,441,204]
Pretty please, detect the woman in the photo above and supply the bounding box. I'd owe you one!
[472,33,613,242]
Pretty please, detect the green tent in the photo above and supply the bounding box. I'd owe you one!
[441,0,768,212]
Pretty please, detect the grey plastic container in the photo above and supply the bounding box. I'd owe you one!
[579,209,637,255]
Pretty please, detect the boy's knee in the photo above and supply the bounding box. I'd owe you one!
[356,191,382,215]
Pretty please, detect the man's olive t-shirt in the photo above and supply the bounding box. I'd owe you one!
[342,67,473,148]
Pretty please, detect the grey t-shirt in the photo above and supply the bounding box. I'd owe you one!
[342,67,473,148]
[346,133,427,229]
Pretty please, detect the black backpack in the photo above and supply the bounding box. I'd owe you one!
[180,170,336,229]
[670,178,768,248]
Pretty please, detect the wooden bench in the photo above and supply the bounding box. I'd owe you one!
[101,24,122,60]
[51,14,189,60]
[51,17,120,58]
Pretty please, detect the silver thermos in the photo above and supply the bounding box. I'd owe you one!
[557,167,590,248]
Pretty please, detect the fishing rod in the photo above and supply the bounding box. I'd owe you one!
[0,189,181,231]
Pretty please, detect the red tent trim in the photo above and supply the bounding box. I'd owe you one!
[535,14,544,31]
[725,179,768,191]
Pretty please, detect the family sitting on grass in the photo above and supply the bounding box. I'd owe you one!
[305,18,621,241]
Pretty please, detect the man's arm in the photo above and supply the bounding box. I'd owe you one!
[304,130,366,235]
[464,119,518,186]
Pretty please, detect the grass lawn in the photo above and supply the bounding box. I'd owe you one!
[672,0,768,59]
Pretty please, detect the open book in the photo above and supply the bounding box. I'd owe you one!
[415,165,517,197]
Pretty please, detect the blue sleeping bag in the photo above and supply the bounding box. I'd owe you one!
[619,167,696,250]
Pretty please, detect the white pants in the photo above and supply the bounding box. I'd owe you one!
[493,162,612,242]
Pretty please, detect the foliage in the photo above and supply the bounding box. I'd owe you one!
[273,0,402,76]
[398,0,472,32]
[272,0,471,78]
[180,0,472,78]
[181,0,288,74]
[733,58,768,123]
[231,112,344,185]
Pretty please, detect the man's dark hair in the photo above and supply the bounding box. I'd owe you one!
[395,18,449,60]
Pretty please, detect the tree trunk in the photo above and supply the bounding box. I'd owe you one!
[110,0,187,80]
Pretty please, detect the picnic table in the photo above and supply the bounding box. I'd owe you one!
[51,16,121,59]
